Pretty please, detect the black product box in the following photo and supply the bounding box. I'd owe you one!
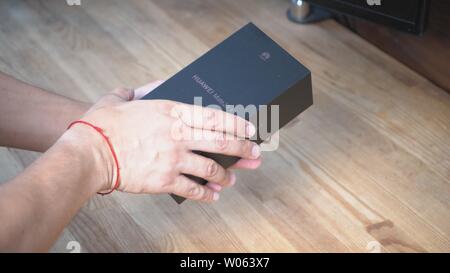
[142,22,313,203]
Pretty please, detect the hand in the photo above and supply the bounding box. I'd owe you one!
[61,81,262,202]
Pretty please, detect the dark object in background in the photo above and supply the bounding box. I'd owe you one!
[337,0,450,93]
[299,0,429,34]
[287,0,332,24]
[142,23,313,204]
[288,1,449,93]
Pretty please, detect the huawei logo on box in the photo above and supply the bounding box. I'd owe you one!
[367,0,381,6]
[259,51,271,61]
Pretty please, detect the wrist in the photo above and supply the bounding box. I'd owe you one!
[56,124,115,195]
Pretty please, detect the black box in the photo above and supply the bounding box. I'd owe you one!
[142,22,313,203]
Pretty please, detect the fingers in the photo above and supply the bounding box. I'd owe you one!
[134,80,164,100]
[172,175,219,202]
[230,158,262,169]
[206,182,223,192]
[170,103,255,138]
[106,88,134,102]
[178,153,235,187]
[184,129,261,160]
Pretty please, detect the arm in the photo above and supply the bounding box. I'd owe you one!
[0,84,262,252]
[0,72,90,152]
[0,124,110,251]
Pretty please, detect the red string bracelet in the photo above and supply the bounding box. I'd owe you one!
[67,120,120,195]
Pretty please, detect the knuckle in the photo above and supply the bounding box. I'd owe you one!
[215,133,228,151]
[205,160,219,178]
[205,110,218,129]
[113,87,132,100]
[186,184,201,198]
[240,140,252,156]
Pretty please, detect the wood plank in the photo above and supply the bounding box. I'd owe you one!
[0,0,448,252]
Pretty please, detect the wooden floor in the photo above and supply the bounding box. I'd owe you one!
[0,0,449,253]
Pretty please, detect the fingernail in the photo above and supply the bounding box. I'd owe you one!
[229,172,236,186]
[213,192,220,201]
[207,183,222,192]
[246,123,256,137]
[251,144,261,159]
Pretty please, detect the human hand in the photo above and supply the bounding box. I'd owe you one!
[62,81,261,202]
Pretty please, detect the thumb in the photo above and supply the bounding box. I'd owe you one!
[133,80,164,100]
[102,87,135,104]
[88,88,134,113]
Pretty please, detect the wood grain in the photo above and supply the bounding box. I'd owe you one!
[0,0,449,252]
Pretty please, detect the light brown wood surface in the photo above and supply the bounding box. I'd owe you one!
[0,0,449,253]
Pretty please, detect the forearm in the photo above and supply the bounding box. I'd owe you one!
[0,125,111,252]
[0,72,90,152]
